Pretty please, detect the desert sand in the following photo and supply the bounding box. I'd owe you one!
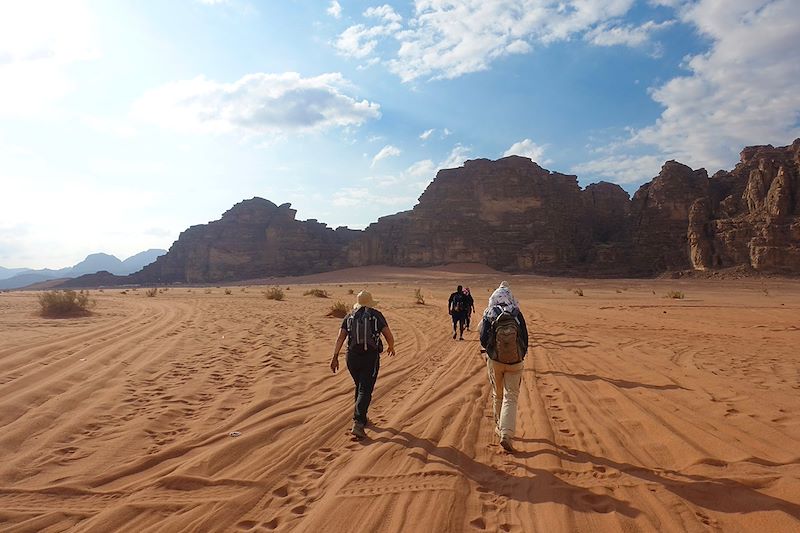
[0,266,799,532]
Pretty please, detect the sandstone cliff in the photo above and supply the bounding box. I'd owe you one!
[687,140,800,272]
[58,139,800,288]
[132,198,359,283]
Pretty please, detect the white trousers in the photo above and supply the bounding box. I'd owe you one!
[486,358,524,439]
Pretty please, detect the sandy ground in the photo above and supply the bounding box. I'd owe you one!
[0,267,799,532]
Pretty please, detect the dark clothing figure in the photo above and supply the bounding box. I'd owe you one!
[448,285,468,340]
[340,308,388,425]
[463,288,475,330]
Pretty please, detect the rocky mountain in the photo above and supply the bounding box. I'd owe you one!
[58,139,800,287]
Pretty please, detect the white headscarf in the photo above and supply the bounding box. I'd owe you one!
[484,280,519,317]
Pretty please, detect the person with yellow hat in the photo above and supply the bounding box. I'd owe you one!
[330,290,396,439]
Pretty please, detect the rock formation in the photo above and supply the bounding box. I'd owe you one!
[130,198,359,283]
[58,139,800,288]
[687,140,800,272]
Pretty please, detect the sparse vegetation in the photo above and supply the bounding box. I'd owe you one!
[145,288,158,297]
[665,290,685,299]
[414,288,425,305]
[265,286,285,301]
[328,300,349,318]
[573,288,584,297]
[205,288,212,294]
[615,289,623,294]
[304,288,329,298]
[347,288,354,295]
[38,290,94,318]
[224,288,232,295]
[120,290,128,295]
[762,287,770,296]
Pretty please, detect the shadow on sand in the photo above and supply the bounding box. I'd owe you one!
[537,370,687,391]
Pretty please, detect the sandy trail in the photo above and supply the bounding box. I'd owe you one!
[0,274,798,532]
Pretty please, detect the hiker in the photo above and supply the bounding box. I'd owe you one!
[330,290,395,439]
[463,287,475,331]
[479,281,529,451]
[448,284,469,340]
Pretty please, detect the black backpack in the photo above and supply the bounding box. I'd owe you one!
[452,292,467,313]
[346,307,383,353]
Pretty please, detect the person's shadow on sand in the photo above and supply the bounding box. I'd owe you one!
[512,437,800,519]
[367,426,640,517]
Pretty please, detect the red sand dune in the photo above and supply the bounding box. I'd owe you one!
[0,266,798,532]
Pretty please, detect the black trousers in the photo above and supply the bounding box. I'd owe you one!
[452,311,467,333]
[346,351,380,424]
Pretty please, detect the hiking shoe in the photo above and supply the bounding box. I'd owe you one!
[452,332,456,339]
[459,335,464,340]
[500,435,514,452]
[351,421,366,439]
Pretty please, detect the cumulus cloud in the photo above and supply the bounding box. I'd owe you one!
[335,5,402,59]
[576,0,800,184]
[440,143,472,169]
[0,0,97,116]
[503,138,548,163]
[334,0,671,81]
[327,0,342,19]
[132,72,381,136]
[371,144,401,167]
[407,159,435,177]
[419,128,435,140]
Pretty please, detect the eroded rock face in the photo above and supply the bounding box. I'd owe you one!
[688,140,800,272]
[346,156,630,273]
[134,198,360,283]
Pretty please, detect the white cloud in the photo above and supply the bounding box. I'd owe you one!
[576,0,800,184]
[132,72,381,137]
[332,187,413,207]
[335,5,403,59]
[573,153,665,184]
[407,159,436,177]
[442,128,452,137]
[336,0,659,81]
[585,20,673,49]
[419,128,435,140]
[0,0,97,117]
[440,143,471,169]
[503,138,548,163]
[371,144,401,167]
[327,0,342,19]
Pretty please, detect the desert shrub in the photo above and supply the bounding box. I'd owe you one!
[205,288,212,294]
[572,288,584,297]
[224,288,232,295]
[762,287,769,296]
[615,289,623,294]
[665,290,684,299]
[328,300,349,318]
[304,288,329,298]
[265,286,284,301]
[347,288,354,295]
[38,290,94,318]
[145,288,158,297]
[414,288,425,305]
[120,290,127,295]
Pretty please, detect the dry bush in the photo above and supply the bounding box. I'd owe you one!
[328,300,349,318]
[665,290,685,299]
[572,288,584,297]
[615,289,623,294]
[304,288,329,298]
[347,288,354,295]
[120,290,128,295]
[224,288,232,295]
[205,288,212,294]
[265,286,284,301]
[414,288,425,305]
[38,290,94,318]
[145,288,158,297]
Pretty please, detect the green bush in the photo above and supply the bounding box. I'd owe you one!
[304,288,329,298]
[328,300,349,318]
[38,290,94,318]
[265,286,284,300]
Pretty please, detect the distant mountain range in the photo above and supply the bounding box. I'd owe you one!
[0,249,166,289]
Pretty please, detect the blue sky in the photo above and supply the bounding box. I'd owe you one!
[1,0,799,268]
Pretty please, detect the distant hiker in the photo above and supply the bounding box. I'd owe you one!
[463,287,475,331]
[479,281,529,452]
[330,290,396,439]
[448,284,469,340]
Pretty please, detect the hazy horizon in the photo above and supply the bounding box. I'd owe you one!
[2,0,799,269]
